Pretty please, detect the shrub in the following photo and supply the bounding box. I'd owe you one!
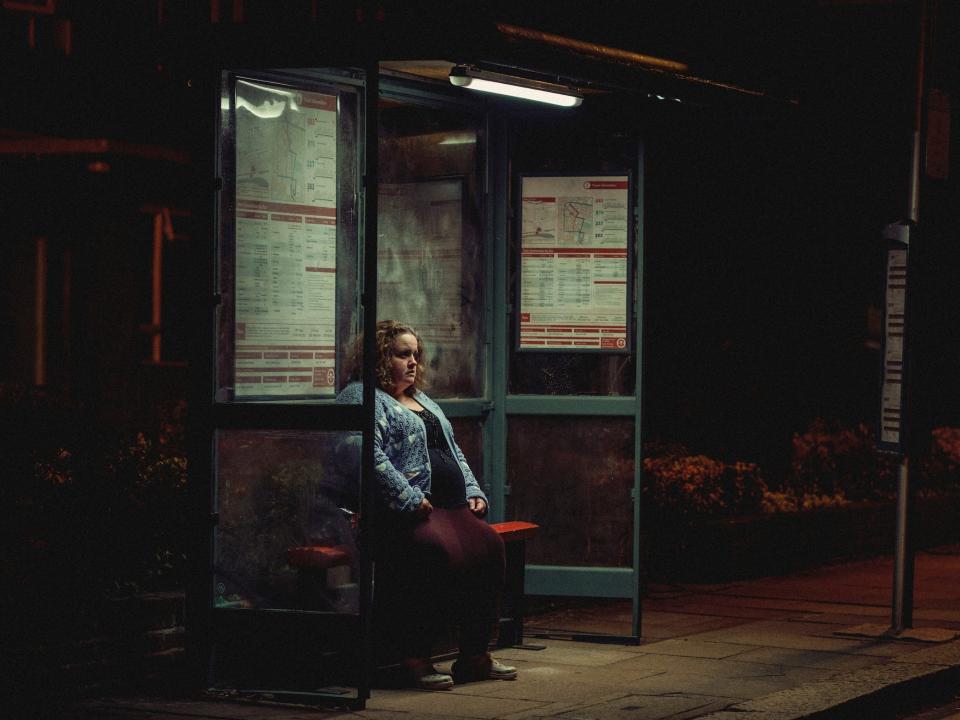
[3,385,190,602]
[919,426,960,495]
[786,419,896,502]
[642,442,767,518]
[101,430,189,594]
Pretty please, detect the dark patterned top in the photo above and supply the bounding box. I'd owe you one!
[413,406,467,509]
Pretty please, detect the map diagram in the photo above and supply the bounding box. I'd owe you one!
[521,198,556,241]
[558,196,594,244]
[236,111,306,202]
[235,88,335,205]
[522,196,595,244]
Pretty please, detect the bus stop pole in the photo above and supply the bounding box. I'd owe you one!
[891,0,928,634]
[891,458,913,631]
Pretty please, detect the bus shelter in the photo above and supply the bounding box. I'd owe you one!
[185,16,771,707]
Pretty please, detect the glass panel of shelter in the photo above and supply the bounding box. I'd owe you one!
[210,69,367,701]
[209,71,490,698]
[211,429,361,691]
[376,95,485,398]
[504,112,643,639]
[507,415,636,639]
[209,65,644,700]
[216,74,362,404]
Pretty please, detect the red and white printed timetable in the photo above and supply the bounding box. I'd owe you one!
[232,79,338,397]
[519,175,630,351]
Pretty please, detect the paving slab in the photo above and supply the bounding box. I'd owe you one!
[606,652,832,681]
[622,669,818,700]
[639,610,739,630]
[61,698,342,718]
[698,653,959,720]
[548,693,732,720]
[365,687,546,718]
[55,546,960,720]
[526,620,635,637]
[428,666,663,703]
[727,646,889,671]
[497,691,633,720]
[696,712,795,720]
[632,638,760,659]
[890,639,960,666]
[648,601,798,621]
[789,610,898,625]
[492,642,639,667]
[639,616,747,640]
[834,622,960,642]
[688,621,925,656]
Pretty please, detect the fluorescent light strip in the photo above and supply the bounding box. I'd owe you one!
[449,67,582,107]
[455,77,581,107]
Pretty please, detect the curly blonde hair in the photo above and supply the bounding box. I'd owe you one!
[347,320,427,394]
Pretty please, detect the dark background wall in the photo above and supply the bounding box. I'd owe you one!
[0,0,957,473]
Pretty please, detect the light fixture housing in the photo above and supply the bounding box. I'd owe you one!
[449,66,583,107]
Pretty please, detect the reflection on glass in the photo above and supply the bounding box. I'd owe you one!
[216,75,361,402]
[509,351,636,395]
[214,430,359,613]
[506,416,634,567]
[377,101,485,398]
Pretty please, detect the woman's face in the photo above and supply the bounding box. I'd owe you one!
[388,332,420,396]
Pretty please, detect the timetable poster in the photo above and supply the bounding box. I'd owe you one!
[518,174,631,352]
[880,248,908,447]
[233,79,338,397]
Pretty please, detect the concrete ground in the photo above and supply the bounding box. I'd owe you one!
[61,545,960,720]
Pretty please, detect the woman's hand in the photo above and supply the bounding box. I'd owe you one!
[416,497,433,517]
[468,497,487,517]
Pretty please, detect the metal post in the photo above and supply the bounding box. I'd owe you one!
[632,140,646,641]
[891,0,928,633]
[891,459,912,630]
[359,33,380,703]
[489,116,510,525]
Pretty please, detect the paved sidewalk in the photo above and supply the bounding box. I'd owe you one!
[61,546,960,720]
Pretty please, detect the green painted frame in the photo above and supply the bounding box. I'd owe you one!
[437,117,646,642]
[364,81,647,641]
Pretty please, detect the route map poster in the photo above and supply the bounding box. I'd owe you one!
[232,78,338,397]
[518,174,631,352]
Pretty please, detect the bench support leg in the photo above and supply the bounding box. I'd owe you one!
[496,540,527,647]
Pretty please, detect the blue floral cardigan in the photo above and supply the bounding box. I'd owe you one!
[336,382,487,513]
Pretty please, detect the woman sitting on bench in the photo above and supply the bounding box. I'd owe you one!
[337,320,518,691]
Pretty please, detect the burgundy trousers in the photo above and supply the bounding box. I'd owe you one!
[374,505,505,663]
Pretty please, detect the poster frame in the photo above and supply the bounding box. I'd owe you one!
[220,72,350,402]
[514,171,634,354]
